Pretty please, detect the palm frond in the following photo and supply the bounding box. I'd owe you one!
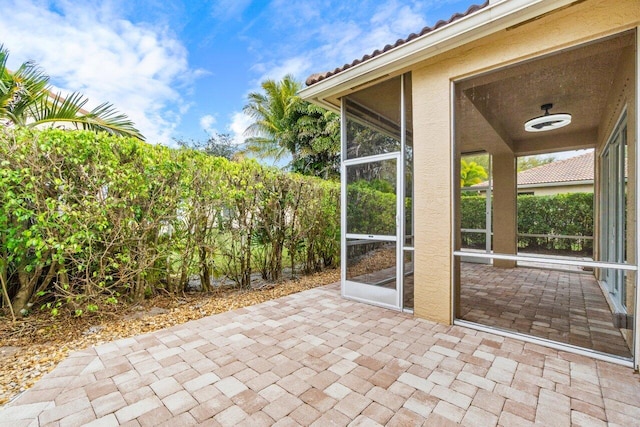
[0,46,143,139]
[240,74,303,161]
[0,45,50,125]
[27,91,144,140]
[0,45,9,96]
[242,136,288,161]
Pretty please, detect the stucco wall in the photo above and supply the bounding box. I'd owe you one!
[411,0,639,324]
[523,183,594,196]
[492,152,517,268]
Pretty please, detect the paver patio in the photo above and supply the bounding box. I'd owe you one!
[460,263,633,358]
[1,283,639,426]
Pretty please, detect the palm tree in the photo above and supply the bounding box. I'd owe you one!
[242,74,301,161]
[0,45,144,139]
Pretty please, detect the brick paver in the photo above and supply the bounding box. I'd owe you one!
[1,283,639,426]
[459,263,632,357]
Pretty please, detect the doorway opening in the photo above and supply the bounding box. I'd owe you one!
[341,73,414,311]
[453,30,637,363]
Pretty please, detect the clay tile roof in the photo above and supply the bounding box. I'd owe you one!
[517,151,594,185]
[305,0,490,87]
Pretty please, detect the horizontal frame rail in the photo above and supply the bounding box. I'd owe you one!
[346,234,396,242]
[460,229,593,240]
[454,250,637,271]
[454,319,634,367]
[518,233,593,240]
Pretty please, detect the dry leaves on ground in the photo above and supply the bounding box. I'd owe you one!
[0,268,340,406]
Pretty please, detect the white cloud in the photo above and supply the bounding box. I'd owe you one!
[394,4,429,34]
[268,0,319,28]
[253,56,312,86]
[253,0,429,90]
[211,0,252,20]
[330,1,427,66]
[0,0,197,145]
[228,111,253,145]
[199,114,217,134]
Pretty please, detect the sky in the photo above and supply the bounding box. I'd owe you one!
[0,0,480,147]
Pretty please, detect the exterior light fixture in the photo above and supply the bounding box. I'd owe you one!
[524,103,572,132]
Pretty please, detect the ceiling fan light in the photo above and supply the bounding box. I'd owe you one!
[524,113,572,132]
[524,103,572,132]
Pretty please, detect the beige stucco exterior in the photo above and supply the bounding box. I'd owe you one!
[301,0,640,365]
[490,153,517,269]
[410,0,639,323]
[519,182,593,196]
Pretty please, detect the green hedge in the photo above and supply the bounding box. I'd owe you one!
[461,193,593,255]
[346,180,396,235]
[517,193,593,254]
[460,195,487,230]
[0,128,340,317]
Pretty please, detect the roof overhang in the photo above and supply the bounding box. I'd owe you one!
[299,0,579,111]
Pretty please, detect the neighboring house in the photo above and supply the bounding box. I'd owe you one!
[516,151,594,195]
[300,0,639,368]
[472,151,595,195]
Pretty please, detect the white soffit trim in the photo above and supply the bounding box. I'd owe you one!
[518,180,594,189]
[299,0,577,104]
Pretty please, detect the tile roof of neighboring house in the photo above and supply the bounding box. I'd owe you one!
[305,0,490,86]
[517,151,594,185]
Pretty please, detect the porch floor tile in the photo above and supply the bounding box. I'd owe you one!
[460,263,632,358]
[2,283,639,426]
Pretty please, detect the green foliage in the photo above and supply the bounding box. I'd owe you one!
[176,133,239,160]
[288,103,340,179]
[347,181,396,236]
[460,160,488,187]
[460,197,487,230]
[462,154,489,171]
[517,193,593,254]
[367,179,394,194]
[0,128,341,316]
[345,120,400,159]
[243,74,302,162]
[242,75,340,179]
[460,193,593,255]
[296,178,340,272]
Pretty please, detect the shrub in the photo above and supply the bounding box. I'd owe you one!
[460,193,593,255]
[0,128,341,317]
[517,193,593,254]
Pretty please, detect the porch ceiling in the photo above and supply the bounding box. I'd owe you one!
[457,31,634,156]
[348,77,402,127]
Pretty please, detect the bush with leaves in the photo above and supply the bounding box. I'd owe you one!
[347,180,396,236]
[296,179,340,273]
[0,128,342,319]
[460,193,593,255]
[517,193,593,254]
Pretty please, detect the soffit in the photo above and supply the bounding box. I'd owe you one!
[347,77,402,126]
[457,31,634,155]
